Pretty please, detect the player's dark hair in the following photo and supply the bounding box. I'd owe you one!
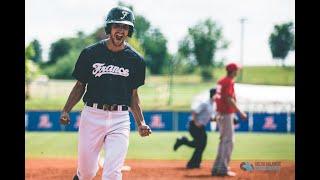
[227,70,233,75]
[210,88,216,98]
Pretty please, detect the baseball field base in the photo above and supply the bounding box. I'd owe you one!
[26,158,295,180]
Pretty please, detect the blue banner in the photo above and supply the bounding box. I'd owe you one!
[177,112,190,131]
[177,112,211,131]
[25,111,294,133]
[26,111,64,131]
[252,113,288,132]
[214,113,249,132]
[143,112,173,131]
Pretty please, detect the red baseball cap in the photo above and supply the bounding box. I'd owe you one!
[226,63,241,72]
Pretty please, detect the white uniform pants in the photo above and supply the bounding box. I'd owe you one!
[212,113,235,174]
[76,105,130,180]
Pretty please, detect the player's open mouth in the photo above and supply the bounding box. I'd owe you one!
[115,34,124,41]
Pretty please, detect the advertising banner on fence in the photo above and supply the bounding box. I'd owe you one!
[252,113,288,132]
[25,111,295,133]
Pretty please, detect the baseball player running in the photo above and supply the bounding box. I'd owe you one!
[211,63,247,177]
[59,6,152,180]
[173,88,217,169]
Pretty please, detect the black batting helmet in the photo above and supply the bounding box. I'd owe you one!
[105,6,135,37]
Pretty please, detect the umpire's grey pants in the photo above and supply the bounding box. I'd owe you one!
[212,113,235,174]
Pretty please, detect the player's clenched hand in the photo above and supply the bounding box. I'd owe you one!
[138,124,152,137]
[60,112,70,125]
[239,111,247,120]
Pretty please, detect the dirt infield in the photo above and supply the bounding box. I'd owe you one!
[26,158,294,180]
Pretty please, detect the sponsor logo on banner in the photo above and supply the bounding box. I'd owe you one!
[263,116,277,130]
[38,114,52,128]
[150,114,165,128]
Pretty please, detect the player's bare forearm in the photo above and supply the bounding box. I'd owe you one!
[227,97,241,112]
[227,96,247,119]
[130,89,152,136]
[130,89,145,126]
[62,81,86,113]
[191,112,196,122]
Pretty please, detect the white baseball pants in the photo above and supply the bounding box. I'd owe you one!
[212,113,235,174]
[76,105,130,180]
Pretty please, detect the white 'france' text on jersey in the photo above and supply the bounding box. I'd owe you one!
[92,63,129,77]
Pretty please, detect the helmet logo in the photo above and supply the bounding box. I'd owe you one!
[120,11,129,19]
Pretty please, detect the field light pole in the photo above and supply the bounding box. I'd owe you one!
[239,18,247,82]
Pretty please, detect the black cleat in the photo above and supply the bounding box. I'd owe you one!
[173,136,187,151]
[186,164,200,169]
[173,138,181,151]
[73,174,79,180]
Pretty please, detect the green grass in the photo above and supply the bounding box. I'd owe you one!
[239,66,295,86]
[26,66,294,111]
[26,132,295,160]
[212,66,295,86]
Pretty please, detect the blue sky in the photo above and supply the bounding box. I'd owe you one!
[25,0,295,66]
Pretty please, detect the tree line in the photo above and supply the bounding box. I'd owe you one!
[25,3,295,82]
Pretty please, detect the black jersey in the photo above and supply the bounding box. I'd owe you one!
[72,39,146,106]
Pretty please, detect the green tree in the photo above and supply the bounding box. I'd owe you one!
[176,37,198,74]
[70,31,95,50]
[43,33,95,78]
[30,39,42,63]
[134,15,151,40]
[143,28,168,74]
[127,35,145,57]
[25,45,41,99]
[269,22,295,67]
[43,50,79,79]
[25,43,35,60]
[48,38,72,65]
[178,18,228,80]
[130,14,168,74]
[91,27,107,41]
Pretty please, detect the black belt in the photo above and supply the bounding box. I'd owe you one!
[86,102,129,111]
